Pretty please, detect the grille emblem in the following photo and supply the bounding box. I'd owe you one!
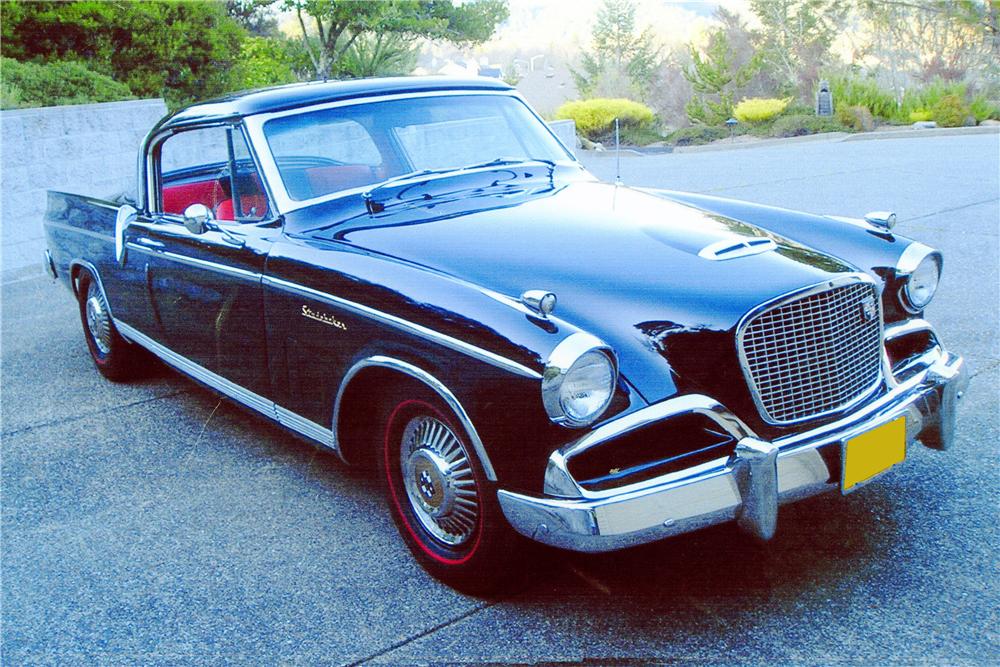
[860,296,877,323]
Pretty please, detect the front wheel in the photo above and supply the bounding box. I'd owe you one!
[378,388,521,594]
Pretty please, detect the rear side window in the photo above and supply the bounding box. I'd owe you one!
[158,126,270,222]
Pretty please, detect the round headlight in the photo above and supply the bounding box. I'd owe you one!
[902,253,941,311]
[542,334,617,428]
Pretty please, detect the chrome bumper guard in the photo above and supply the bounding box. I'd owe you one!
[497,346,968,553]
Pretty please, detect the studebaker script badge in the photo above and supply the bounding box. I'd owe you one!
[301,305,347,330]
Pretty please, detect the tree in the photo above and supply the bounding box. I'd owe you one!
[284,0,508,79]
[750,0,850,97]
[572,0,660,100]
[856,0,999,95]
[226,0,280,36]
[683,29,762,125]
[1,1,245,107]
[337,33,420,79]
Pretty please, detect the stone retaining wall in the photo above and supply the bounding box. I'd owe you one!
[1,99,168,278]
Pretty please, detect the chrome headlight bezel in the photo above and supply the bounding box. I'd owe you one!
[896,242,943,314]
[542,333,618,429]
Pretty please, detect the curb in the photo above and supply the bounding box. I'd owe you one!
[579,124,999,157]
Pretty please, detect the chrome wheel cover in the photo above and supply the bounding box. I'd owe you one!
[400,415,480,546]
[85,280,112,355]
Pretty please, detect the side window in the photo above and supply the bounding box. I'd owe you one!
[158,126,270,222]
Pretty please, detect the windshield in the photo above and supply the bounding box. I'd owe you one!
[262,94,572,202]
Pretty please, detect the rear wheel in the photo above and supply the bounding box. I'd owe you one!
[378,386,521,594]
[77,272,145,381]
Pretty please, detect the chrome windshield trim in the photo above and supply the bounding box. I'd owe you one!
[125,242,262,283]
[262,275,542,380]
[242,89,577,215]
[735,272,885,426]
[334,355,496,480]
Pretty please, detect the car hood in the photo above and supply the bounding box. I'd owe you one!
[307,179,856,405]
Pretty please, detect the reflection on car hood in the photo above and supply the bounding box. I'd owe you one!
[310,180,856,403]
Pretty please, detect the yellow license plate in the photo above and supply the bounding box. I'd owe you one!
[842,417,906,492]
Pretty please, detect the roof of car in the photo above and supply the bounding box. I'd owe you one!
[156,76,514,131]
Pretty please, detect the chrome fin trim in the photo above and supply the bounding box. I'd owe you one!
[263,275,541,380]
[125,243,262,283]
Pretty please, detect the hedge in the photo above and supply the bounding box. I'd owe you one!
[555,98,655,140]
[1,58,134,109]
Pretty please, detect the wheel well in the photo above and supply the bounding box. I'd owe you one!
[336,367,425,468]
[70,263,84,296]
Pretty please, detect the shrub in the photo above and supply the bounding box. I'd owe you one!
[836,105,875,131]
[826,75,897,121]
[1,58,133,108]
[969,95,1000,122]
[555,98,655,141]
[908,109,933,122]
[0,79,23,110]
[734,97,791,123]
[931,94,970,127]
[770,114,845,138]
[666,126,729,146]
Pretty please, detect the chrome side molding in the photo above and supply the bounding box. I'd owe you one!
[115,321,339,454]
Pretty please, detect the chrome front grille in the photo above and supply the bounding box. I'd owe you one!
[739,280,883,424]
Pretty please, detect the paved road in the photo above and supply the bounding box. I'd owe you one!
[3,134,998,665]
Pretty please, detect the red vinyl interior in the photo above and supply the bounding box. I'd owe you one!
[216,195,269,221]
[162,180,225,215]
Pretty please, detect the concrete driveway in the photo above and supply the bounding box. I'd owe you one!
[3,133,998,664]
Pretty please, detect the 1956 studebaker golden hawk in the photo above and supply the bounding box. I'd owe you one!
[43,77,967,592]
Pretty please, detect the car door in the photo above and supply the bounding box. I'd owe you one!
[124,123,277,399]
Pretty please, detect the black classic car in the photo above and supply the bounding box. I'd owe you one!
[43,77,967,591]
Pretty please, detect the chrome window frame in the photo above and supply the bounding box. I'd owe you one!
[143,121,280,224]
[242,89,579,216]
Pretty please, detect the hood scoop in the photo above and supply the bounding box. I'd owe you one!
[698,237,777,261]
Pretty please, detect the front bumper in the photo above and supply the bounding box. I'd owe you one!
[497,347,968,552]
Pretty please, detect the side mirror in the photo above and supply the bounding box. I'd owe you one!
[183,203,213,235]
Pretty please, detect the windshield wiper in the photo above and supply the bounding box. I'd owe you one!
[362,157,556,214]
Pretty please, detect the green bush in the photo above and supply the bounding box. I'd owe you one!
[826,75,897,121]
[734,98,790,123]
[931,94,970,127]
[770,114,845,138]
[836,105,875,131]
[666,126,729,146]
[970,95,1000,122]
[555,98,655,141]
[908,109,933,122]
[1,57,133,108]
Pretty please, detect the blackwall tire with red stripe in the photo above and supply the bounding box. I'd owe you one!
[77,271,146,382]
[377,384,521,594]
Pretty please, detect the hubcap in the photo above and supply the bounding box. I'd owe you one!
[85,281,112,355]
[400,415,479,546]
